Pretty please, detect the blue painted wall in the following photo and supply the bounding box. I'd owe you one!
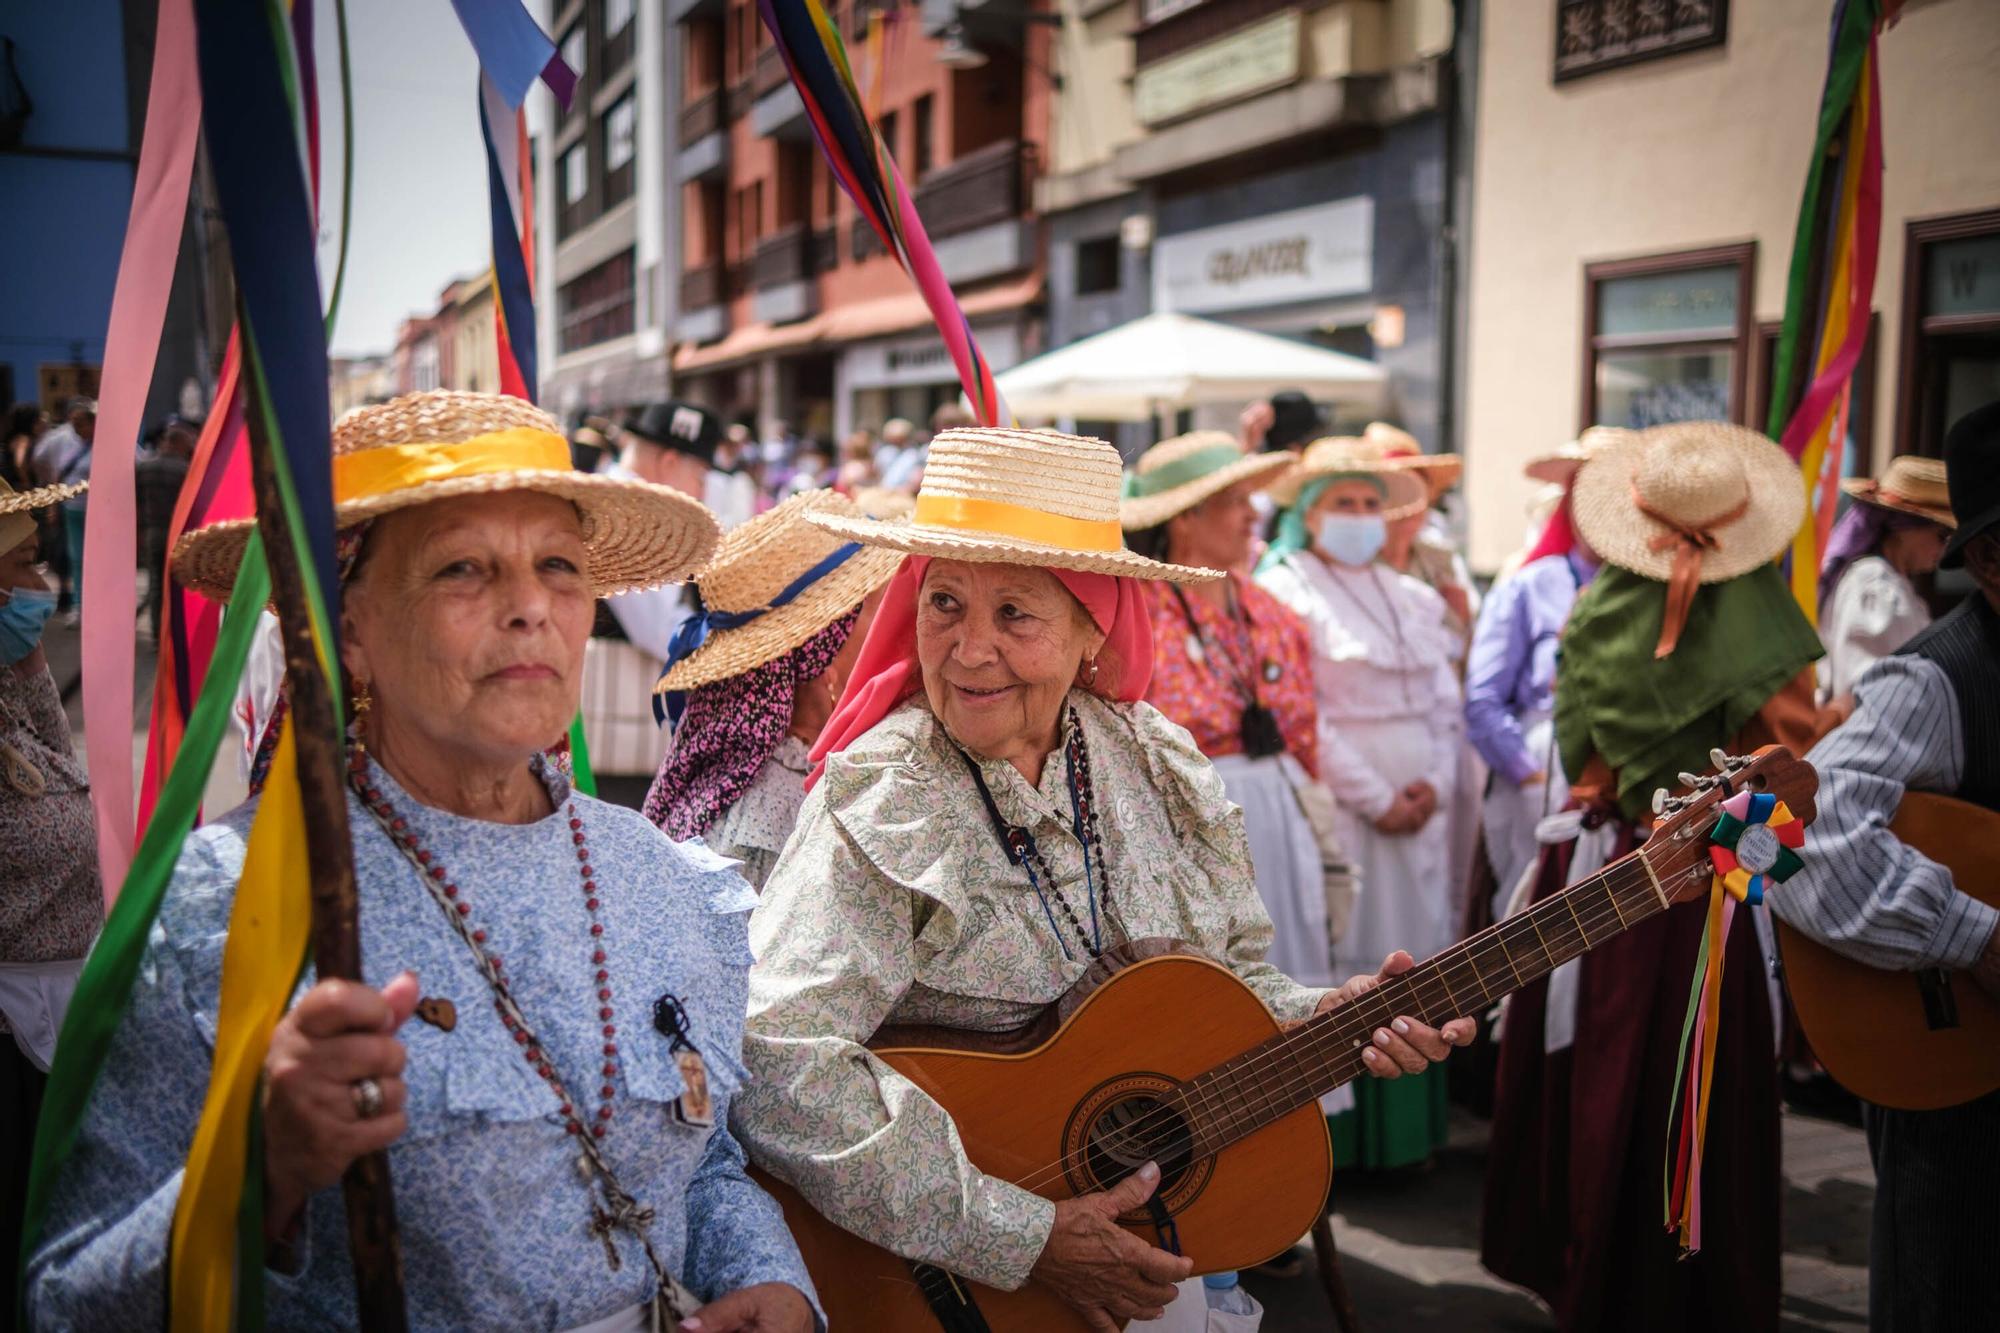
[2,1,135,408]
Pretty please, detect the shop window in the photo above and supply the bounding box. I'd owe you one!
[558,249,636,353]
[1581,243,1753,431]
[1554,0,1728,83]
[1755,315,1877,476]
[1075,235,1121,296]
[912,94,935,180]
[602,94,636,209]
[1895,209,2000,458]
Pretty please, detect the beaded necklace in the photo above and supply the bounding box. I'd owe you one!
[345,748,700,1321]
[959,715,1112,960]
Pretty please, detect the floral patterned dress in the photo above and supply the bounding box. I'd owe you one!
[735,691,1329,1291]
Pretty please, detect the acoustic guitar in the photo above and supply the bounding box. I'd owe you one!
[1775,791,2000,1111]
[753,747,1820,1332]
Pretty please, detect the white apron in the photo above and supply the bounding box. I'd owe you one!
[1151,1277,1264,1333]
[1480,710,1569,919]
[0,957,84,1071]
[1325,714,1457,983]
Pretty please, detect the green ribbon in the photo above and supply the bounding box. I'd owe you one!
[1123,443,1246,499]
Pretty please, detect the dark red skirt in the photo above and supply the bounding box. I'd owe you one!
[1480,824,1780,1332]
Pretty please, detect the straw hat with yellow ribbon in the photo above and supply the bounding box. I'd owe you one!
[1571,421,1805,658]
[655,489,904,694]
[1840,454,1954,528]
[1265,435,1429,517]
[1363,421,1462,497]
[0,478,86,555]
[172,390,719,601]
[803,426,1220,583]
[1525,425,1637,485]
[1118,430,1295,532]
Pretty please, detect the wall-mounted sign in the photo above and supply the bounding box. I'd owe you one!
[1134,11,1301,128]
[844,324,1022,389]
[1153,196,1374,316]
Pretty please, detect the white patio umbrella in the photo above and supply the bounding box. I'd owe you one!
[991,311,1387,423]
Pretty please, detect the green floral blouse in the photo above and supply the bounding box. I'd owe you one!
[734,690,1328,1291]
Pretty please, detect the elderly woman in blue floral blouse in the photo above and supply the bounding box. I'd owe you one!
[26,392,818,1332]
[734,428,1475,1332]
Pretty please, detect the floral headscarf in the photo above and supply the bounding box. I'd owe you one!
[642,609,860,841]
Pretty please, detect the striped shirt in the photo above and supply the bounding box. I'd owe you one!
[1770,655,1999,970]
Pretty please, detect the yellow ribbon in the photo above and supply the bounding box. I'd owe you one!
[331,427,571,504]
[169,719,314,1328]
[912,494,1125,552]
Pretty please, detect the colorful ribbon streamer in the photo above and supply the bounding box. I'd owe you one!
[757,0,1012,427]
[1665,789,1808,1254]
[1766,0,1887,625]
[80,0,203,901]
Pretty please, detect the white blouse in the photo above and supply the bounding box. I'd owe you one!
[1258,552,1464,820]
[1818,555,1933,702]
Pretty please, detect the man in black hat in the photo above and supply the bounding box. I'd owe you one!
[1770,399,2000,1330]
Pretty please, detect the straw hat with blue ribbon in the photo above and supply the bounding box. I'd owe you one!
[1118,430,1296,532]
[171,390,719,601]
[802,426,1222,583]
[654,488,904,698]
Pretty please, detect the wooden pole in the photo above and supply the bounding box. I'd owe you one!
[238,319,409,1329]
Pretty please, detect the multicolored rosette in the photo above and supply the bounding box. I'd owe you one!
[1705,790,1807,905]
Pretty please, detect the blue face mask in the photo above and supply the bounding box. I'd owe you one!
[1314,513,1387,567]
[0,585,58,665]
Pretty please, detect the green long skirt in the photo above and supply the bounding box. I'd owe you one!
[1329,1063,1449,1170]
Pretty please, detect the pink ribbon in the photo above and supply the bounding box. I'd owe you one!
[83,0,203,902]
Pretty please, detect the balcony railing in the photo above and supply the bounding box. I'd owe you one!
[679,90,721,144]
[812,226,838,274]
[754,44,788,98]
[752,225,817,290]
[913,139,1031,241]
[681,261,725,311]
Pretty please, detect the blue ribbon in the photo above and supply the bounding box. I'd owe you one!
[653,542,864,728]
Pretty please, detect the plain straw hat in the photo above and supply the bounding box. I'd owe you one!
[173,390,719,601]
[0,477,86,554]
[1266,435,1430,517]
[1571,421,1804,586]
[1363,422,1462,496]
[851,486,916,520]
[1525,426,1637,485]
[655,489,904,693]
[804,426,1221,583]
[1118,430,1295,531]
[1841,454,1954,529]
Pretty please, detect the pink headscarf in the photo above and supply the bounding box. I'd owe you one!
[805,555,1154,788]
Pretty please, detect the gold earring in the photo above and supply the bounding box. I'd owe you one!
[1083,656,1100,687]
[349,680,372,752]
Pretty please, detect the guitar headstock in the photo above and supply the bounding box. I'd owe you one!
[1639,746,1821,906]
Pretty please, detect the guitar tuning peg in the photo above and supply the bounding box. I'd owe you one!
[1652,788,1669,816]
[1677,772,1704,789]
[1710,748,1731,771]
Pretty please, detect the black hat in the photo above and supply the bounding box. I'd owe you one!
[624,400,722,465]
[1941,399,2000,569]
[1264,390,1324,453]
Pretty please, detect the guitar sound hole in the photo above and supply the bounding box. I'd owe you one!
[1085,1095,1195,1195]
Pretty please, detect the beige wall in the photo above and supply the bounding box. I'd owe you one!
[449,280,500,396]
[1461,0,2000,573]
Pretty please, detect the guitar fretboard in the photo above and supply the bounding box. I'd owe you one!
[1171,842,1675,1157]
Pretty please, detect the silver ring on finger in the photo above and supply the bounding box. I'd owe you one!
[351,1076,385,1120]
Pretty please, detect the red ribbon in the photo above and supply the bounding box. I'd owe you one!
[1633,488,1749,659]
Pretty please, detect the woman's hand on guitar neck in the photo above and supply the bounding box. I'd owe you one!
[1031,1160,1194,1329]
[1312,950,1476,1076]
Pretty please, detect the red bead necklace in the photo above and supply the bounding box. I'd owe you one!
[347,747,622,1139]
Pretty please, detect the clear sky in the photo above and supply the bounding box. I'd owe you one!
[315,0,493,357]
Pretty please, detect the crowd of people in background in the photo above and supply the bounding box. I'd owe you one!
[3,379,1996,1331]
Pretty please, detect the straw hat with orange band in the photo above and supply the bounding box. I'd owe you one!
[172,391,718,600]
[1570,421,1805,659]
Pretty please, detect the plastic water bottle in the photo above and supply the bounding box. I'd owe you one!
[1202,1270,1258,1316]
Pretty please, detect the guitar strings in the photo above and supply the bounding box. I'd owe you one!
[1002,853,1665,1196]
[1001,850,1679,1197]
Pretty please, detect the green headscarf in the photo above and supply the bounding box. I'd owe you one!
[1554,562,1822,822]
[1255,471,1387,573]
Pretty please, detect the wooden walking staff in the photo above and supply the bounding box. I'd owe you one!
[237,320,409,1329]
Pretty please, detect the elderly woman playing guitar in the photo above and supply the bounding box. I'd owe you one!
[734,427,1474,1332]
